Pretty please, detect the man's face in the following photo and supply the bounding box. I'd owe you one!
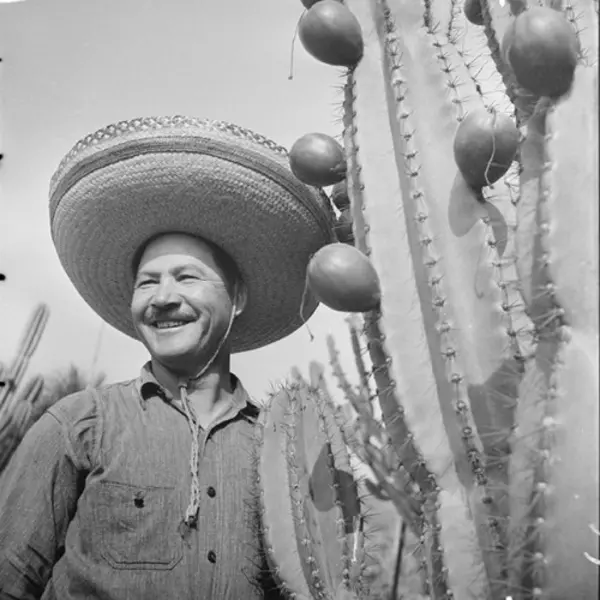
[131,233,236,376]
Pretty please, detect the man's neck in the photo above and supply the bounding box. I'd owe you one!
[150,357,235,422]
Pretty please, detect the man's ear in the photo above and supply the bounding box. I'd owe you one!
[233,279,248,317]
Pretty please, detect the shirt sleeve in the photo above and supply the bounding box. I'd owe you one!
[0,390,98,600]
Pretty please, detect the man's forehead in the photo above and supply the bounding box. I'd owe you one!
[138,233,214,263]
[143,232,210,254]
[132,232,225,279]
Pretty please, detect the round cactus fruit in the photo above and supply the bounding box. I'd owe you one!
[464,0,484,26]
[289,133,347,187]
[453,108,519,190]
[299,0,364,67]
[307,243,380,312]
[505,7,579,98]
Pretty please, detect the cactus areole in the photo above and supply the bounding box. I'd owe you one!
[453,108,519,190]
[307,243,380,313]
[289,133,347,187]
[299,0,364,67]
[505,7,579,98]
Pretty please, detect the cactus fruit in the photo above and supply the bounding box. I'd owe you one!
[504,7,580,97]
[299,1,364,67]
[284,0,598,598]
[0,304,49,473]
[453,107,520,190]
[289,133,347,187]
[307,243,381,313]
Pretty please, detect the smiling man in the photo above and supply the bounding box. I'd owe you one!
[131,232,247,430]
[0,117,334,600]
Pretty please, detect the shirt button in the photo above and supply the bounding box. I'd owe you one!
[207,486,216,498]
[207,550,217,563]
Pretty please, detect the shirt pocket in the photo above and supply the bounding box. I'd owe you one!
[93,480,183,570]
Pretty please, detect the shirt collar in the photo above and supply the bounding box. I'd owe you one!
[135,361,260,423]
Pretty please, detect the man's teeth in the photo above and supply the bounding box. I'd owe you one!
[154,321,188,329]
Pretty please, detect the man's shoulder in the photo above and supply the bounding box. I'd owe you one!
[47,378,139,423]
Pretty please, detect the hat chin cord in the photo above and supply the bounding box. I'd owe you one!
[177,299,238,533]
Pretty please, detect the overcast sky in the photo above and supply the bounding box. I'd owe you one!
[0,0,363,401]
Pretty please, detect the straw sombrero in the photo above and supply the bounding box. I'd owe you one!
[49,116,336,353]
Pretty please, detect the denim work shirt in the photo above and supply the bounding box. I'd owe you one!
[0,363,280,600]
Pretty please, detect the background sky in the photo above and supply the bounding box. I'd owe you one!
[0,0,364,401]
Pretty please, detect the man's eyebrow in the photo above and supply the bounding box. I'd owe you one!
[136,264,203,278]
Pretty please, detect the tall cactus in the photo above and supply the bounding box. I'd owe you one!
[0,304,49,473]
[280,0,598,598]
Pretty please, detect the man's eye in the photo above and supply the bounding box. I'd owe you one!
[137,279,155,287]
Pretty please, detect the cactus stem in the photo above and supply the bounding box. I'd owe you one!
[326,335,363,412]
[346,316,373,409]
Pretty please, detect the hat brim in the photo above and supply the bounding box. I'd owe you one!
[49,117,335,353]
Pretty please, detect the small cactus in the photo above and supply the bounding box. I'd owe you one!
[0,304,49,473]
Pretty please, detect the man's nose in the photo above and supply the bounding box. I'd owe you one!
[150,278,180,308]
